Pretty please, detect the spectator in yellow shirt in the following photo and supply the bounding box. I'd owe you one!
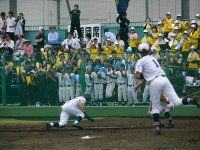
[189,24,199,48]
[176,14,188,32]
[128,27,138,54]
[173,26,183,42]
[157,21,164,34]
[151,25,158,43]
[163,12,173,38]
[187,46,199,78]
[90,38,99,62]
[151,33,166,52]
[143,17,153,32]
[140,29,154,46]
[114,41,123,58]
[103,39,114,58]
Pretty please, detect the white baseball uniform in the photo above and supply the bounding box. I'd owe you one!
[115,70,127,102]
[106,69,115,98]
[56,73,65,102]
[91,71,103,101]
[85,74,94,97]
[75,74,82,97]
[59,96,86,127]
[127,73,138,104]
[135,55,182,114]
[64,73,75,101]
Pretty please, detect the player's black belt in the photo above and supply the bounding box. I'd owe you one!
[155,75,166,78]
[94,83,100,84]
[87,85,92,87]
[59,86,64,87]
[66,85,73,87]
[128,85,134,87]
[119,83,126,85]
[76,86,81,87]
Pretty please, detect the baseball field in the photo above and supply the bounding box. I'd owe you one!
[0,117,200,150]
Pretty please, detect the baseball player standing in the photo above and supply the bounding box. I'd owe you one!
[46,94,93,130]
[75,68,82,97]
[135,43,200,134]
[114,64,128,105]
[56,71,66,104]
[106,64,115,102]
[127,67,138,105]
[64,67,75,101]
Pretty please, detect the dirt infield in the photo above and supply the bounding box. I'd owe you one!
[0,118,199,150]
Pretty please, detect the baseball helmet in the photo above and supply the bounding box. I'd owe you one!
[138,43,150,52]
[83,94,92,100]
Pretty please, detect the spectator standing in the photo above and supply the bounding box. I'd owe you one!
[14,13,25,36]
[117,12,130,49]
[0,12,7,34]
[128,27,138,54]
[162,12,173,39]
[104,28,116,43]
[6,11,16,40]
[143,17,153,32]
[70,4,82,40]
[61,32,76,52]
[189,24,199,48]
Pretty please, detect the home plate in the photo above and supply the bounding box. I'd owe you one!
[80,135,100,140]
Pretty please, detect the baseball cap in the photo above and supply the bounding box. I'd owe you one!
[107,39,111,42]
[171,33,176,37]
[166,12,171,15]
[143,29,148,33]
[126,47,132,53]
[138,43,149,51]
[177,14,181,17]
[130,27,135,31]
[158,33,163,37]
[114,41,119,45]
[196,13,200,17]
[157,21,162,25]
[38,27,43,31]
[30,70,35,74]
[190,46,196,50]
[83,94,91,100]
[191,24,196,28]
[174,26,180,30]
[183,31,188,34]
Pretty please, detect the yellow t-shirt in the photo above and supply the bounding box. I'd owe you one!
[189,31,199,48]
[90,48,99,61]
[130,38,138,48]
[187,52,199,69]
[103,45,113,57]
[158,27,164,34]
[176,33,183,42]
[140,36,154,45]
[182,39,191,52]
[164,18,173,32]
[114,47,123,58]
[152,32,158,43]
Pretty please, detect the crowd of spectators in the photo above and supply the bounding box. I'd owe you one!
[0,9,200,106]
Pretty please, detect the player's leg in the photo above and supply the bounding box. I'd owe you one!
[122,84,127,104]
[70,86,75,99]
[69,106,85,129]
[118,85,122,104]
[99,84,103,101]
[143,84,150,103]
[131,88,138,104]
[150,78,163,134]
[162,77,200,107]
[70,24,75,35]
[76,24,83,39]
[127,86,133,105]
[65,87,70,101]
[106,83,111,98]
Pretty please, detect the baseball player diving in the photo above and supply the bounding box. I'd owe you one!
[46,94,94,130]
[135,43,200,134]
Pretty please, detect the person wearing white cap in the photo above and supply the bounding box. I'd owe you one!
[189,24,199,48]
[151,33,166,52]
[90,37,99,61]
[114,40,123,58]
[134,43,200,134]
[162,11,174,38]
[103,38,114,58]
[176,14,188,32]
[168,33,178,52]
[172,26,183,42]
[187,46,199,78]
[128,27,138,54]
[140,29,154,45]
[157,21,164,34]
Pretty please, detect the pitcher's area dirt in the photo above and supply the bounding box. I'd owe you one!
[0,118,199,150]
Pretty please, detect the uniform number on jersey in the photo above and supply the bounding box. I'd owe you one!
[152,60,160,67]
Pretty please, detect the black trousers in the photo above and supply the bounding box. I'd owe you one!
[70,24,82,39]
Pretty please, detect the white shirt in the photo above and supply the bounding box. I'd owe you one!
[64,73,75,86]
[61,38,76,50]
[105,32,116,43]
[135,55,165,82]
[91,71,101,84]
[115,70,127,84]
[85,74,93,86]
[6,17,16,33]
[56,73,65,87]
[100,68,107,84]
[68,96,86,107]
[127,73,136,86]
[75,74,81,86]
[106,69,115,83]
[48,31,59,43]
[0,18,6,32]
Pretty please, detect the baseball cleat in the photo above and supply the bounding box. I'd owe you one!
[191,96,200,108]
[155,126,161,135]
[46,123,51,131]
[72,123,83,130]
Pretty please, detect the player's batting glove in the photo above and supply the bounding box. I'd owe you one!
[84,112,94,122]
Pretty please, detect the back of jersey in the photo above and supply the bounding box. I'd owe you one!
[69,96,86,107]
[135,55,165,82]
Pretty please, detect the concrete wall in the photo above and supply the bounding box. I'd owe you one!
[0,0,199,26]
